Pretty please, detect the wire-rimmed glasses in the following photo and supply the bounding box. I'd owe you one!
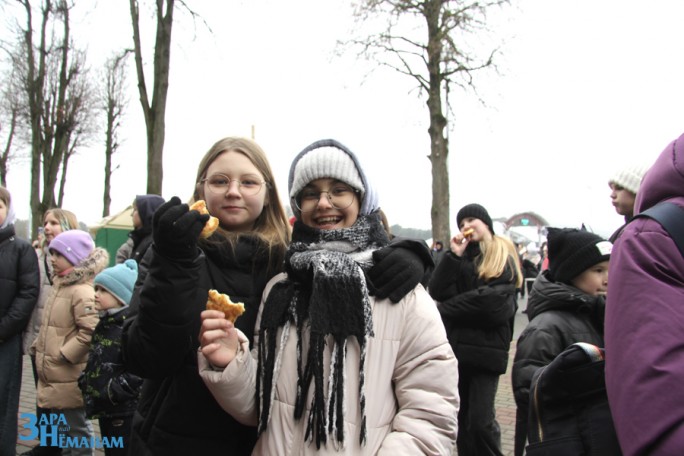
[201,174,267,196]
[295,184,359,213]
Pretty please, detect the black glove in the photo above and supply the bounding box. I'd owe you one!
[152,196,209,260]
[368,240,433,303]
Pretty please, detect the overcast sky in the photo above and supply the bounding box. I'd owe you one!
[5,0,684,239]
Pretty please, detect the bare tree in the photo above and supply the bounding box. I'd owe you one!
[0,41,31,187]
[0,92,20,187]
[14,0,98,237]
[348,0,507,243]
[129,0,173,195]
[100,51,130,217]
[129,0,208,195]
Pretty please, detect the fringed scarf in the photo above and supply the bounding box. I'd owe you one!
[257,212,390,449]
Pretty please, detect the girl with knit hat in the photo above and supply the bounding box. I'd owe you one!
[122,137,429,455]
[511,228,614,456]
[21,208,80,456]
[31,230,109,455]
[0,186,39,456]
[428,203,522,456]
[198,139,459,455]
[607,162,648,242]
[79,259,142,456]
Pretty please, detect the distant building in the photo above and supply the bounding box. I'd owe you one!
[502,211,549,246]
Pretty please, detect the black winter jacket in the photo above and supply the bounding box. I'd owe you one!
[0,225,40,343]
[79,306,142,419]
[429,247,518,375]
[122,235,274,455]
[511,270,605,456]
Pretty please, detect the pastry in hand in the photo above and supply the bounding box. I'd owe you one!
[206,289,245,323]
[189,200,219,239]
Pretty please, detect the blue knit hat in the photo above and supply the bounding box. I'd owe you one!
[49,230,95,267]
[93,259,139,306]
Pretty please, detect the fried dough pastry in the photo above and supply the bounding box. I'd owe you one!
[190,200,219,239]
[206,289,245,323]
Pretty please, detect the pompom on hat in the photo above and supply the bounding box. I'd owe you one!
[547,227,612,284]
[456,203,495,234]
[608,163,649,195]
[94,259,139,306]
[288,139,379,219]
[49,230,95,267]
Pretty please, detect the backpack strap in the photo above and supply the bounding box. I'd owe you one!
[633,202,684,257]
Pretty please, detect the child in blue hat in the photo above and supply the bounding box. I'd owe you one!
[79,259,142,456]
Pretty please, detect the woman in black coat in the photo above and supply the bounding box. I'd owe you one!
[0,186,40,455]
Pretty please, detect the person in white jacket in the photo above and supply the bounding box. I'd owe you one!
[199,139,459,455]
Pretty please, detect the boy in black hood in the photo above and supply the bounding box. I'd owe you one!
[511,227,612,456]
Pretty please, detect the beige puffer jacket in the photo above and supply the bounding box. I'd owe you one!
[200,274,459,455]
[23,248,52,354]
[31,248,108,409]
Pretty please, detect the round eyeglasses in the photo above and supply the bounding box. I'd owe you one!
[202,174,267,196]
[295,185,359,213]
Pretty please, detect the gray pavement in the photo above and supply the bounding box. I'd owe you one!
[15,297,530,455]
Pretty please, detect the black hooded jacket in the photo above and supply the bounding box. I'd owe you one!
[511,270,605,455]
[127,195,165,264]
[122,234,273,455]
[429,244,518,375]
[0,225,40,342]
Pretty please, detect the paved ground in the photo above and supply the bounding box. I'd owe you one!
[15,298,530,455]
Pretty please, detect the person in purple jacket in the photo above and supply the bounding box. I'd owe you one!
[605,131,684,456]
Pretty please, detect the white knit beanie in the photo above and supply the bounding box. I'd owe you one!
[608,164,649,195]
[288,139,380,219]
[289,146,365,199]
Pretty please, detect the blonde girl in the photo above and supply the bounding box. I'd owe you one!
[122,137,290,455]
[429,203,522,456]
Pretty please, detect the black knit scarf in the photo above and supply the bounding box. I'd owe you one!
[257,212,390,449]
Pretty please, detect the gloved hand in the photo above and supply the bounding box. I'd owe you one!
[152,196,209,260]
[368,241,433,303]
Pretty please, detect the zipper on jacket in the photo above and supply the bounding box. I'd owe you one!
[532,365,547,443]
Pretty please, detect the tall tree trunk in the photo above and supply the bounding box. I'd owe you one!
[103,109,114,216]
[25,0,51,238]
[425,0,450,244]
[130,0,174,195]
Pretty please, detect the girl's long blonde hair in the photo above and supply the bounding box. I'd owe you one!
[42,208,79,247]
[192,137,291,271]
[477,235,523,287]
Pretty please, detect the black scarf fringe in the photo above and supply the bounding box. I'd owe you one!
[257,212,389,448]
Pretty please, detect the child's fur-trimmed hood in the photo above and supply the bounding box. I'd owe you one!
[53,247,109,287]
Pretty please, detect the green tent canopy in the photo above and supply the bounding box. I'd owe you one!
[90,205,133,267]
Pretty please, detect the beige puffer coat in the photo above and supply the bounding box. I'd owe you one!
[23,248,52,354]
[31,248,108,409]
[200,274,460,455]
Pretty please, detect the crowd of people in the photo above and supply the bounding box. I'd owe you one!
[0,130,682,456]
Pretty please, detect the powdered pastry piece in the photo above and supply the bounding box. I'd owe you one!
[206,289,245,323]
[190,200,219,238]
